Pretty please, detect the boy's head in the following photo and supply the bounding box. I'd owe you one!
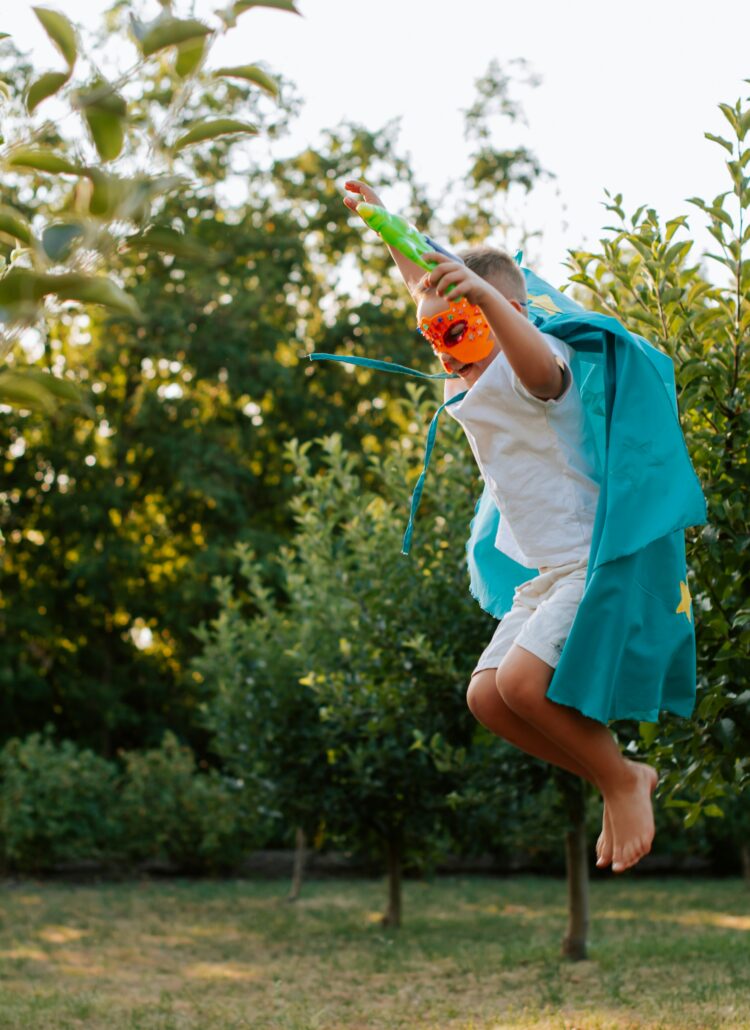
[415,246,528,387]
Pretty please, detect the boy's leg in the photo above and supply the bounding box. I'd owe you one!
[468,670,613,866]
[468,670,595,784]
[496,644,657,873]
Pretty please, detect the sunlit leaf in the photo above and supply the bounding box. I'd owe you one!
[0,269,140,319]
[52,273,141,317]
[75,81,127,161]
[0,205,33,245]
[0,369,90,415]
[173,118,257,150]
[27,70,69,113]
[0,372,58,413]
[233,1,301,14]
[32,6,77,68]
[85,170,129,218]
[6,147,83,175]
[0,270,51,310]
[140,17,211,58]
[85,171,182,221]
[639,722,659,746]
[704,132,734,155]
[84,107,125,161]
[42,222,85,261]
[24,368,91,410]
[175,36,206,77]
[718,103,740,134]
[214,64,278,96]
[125,226,212,262]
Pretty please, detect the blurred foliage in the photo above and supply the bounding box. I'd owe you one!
[566,87,750,821]
[0,727,119,872]
[116,730,260,872]
[0,1,297,412]
[0,726,260,874]
[196,417,494,919]
[0,36,548,754]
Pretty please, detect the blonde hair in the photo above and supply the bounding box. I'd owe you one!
[461,246,527,303]
[413,245,527,304]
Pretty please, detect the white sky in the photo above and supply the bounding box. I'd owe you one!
[7,0,750,281]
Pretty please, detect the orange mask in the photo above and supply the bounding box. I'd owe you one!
[417,299,494,368]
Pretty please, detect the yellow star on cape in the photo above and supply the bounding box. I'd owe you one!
[528,293,562,316]
[676,580,693,623]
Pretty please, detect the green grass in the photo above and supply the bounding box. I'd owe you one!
[0,876,748,1028]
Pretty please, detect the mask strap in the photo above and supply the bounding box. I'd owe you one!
[309,352,457,380]
[401,390,467,555]
[308,352,466,554]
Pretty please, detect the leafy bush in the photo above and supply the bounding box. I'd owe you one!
[0,728,119,872]
[566,88,750,817]
[0,730,261,874]
[116,731,257,873]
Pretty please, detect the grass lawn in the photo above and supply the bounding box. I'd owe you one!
[0,875,748,1029]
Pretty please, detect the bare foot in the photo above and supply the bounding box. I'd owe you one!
[605,760,658,874]
[595,802,613,868]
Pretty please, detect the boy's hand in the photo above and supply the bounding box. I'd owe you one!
[343,178,384,213]
[423,252,491,306]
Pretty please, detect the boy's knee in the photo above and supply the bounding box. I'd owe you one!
[495,666,539,717]
[466,670,498,719]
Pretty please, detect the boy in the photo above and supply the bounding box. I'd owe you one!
[344,179,658,873]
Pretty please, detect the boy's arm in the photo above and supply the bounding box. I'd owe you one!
[343,179,426,298]
[425,253,565,401]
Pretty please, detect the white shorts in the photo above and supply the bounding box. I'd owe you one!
[473,558,588,674]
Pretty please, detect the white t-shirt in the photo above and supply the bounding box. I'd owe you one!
[445,334,601,570]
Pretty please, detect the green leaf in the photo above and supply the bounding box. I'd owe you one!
[639,721,658,746]
[0,205,33,245]
[718,103,740,134]
[0,371,58,413]
[140,17,211,58]
[683,805,702,828]
[125,226,211,262]
[703,803,725,818]
[0,269,140,319]
[85,171,182,221]
[704,132,734,155]
[0,369,89,415]
[0,270,51,312]
[175,36,205,77]
[83,106,125,161]
[42,222,85,261]
[172,118,257,150]
[214,64,278,96]
[21,368,90,411]
[32,6,77,68]
[52,273,141,317]
[27,70,70,113]
[6,147,83,175]
[85,170,128,218]
[233,0,301,14]
[75,81,127,161]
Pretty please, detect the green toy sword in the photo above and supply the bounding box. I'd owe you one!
[355,202,464,281]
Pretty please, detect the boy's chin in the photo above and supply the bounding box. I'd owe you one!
[457,363,479,383]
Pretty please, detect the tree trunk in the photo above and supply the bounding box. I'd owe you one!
[381,832,403,928]
[287,826,306,902]
[561,779,589,961]
[741,843,750,887]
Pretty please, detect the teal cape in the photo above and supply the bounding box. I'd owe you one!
[470,266,707,724]
[310,264,707,726]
